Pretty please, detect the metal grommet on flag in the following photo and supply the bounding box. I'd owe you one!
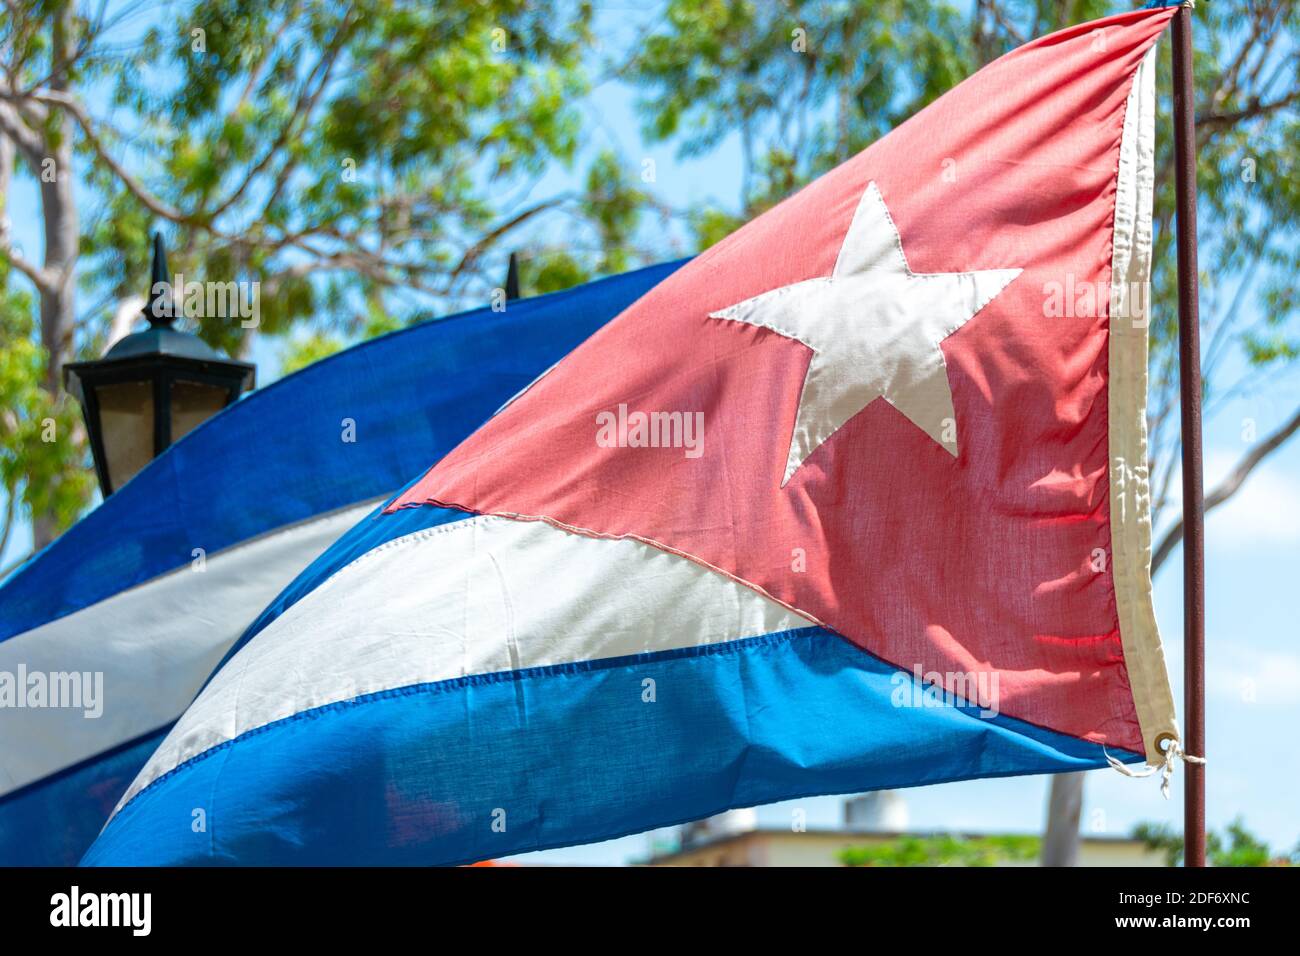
[1105,739,1206,800]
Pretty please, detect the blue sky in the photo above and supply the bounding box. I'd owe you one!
[3,3,1297,863]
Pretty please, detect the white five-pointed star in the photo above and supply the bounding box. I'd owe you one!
[710,181,1022,486]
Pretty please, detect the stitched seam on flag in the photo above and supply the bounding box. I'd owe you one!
[109,624,1145,821]
[380,500,1135,753]
[312,505,825,646]
[417,499,828,631]
[267,511,495,601]
[710,278,828,349]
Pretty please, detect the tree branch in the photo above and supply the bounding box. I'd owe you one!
[0,128,56,292]
[448,195,571,282]
[214,4,356,222]
[0,226,55,291]
[25,87,187,223]
[0,546,33,584]
[1151,402,1300,574]
[0,484,15,566]
[1196,88,1300,133]
[0,87,46,165]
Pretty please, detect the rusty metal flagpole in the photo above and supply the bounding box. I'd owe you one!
[1170,2,1206,868]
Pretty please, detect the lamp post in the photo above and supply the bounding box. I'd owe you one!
[63,233,256,496]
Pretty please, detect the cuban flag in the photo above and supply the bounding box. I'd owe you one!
[86,7,1180,866]
[0,262,676,865]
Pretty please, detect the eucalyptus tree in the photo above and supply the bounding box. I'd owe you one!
[1,0,615,551]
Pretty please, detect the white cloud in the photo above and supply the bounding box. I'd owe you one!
[1211,468,1300,545]
[1207,646,1300,709]
[1159,451,1300,548]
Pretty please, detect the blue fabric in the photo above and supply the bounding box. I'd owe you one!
[1,260,685,866]
[0,259,685,642]
[0,729,167,867]
[84,626,1134,866]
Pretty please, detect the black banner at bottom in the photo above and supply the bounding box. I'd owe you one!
[0,863,1278,940]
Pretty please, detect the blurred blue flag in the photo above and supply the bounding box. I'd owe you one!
[0,260,682,865]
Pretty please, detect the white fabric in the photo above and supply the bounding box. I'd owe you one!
[113,514,812,815]
[710,181,1021,486]
[0,500,379,797]
[1107,42,1179,765]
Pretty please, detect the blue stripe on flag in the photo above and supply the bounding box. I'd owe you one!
[0,728,168,867]
[84,626,1134,866]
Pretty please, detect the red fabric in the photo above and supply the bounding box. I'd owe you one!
[392,8,1176,754]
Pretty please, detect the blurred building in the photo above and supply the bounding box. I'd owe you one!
[647,793,1164,867]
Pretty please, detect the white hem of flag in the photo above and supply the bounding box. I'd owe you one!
[1108,41,1180,766]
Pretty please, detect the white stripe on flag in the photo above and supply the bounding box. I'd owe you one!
[112,514,813,815]
[0,499,379,797]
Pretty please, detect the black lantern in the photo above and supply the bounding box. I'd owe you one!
[64,233,256,496]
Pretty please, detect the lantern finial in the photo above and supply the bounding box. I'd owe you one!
[505,251,521,301]
[144,231,174,328]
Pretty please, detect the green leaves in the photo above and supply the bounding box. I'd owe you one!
[4,0,612,543]
[85,0,600,345]
[630,0,972,215]
[840,833,1041,867]
[583,149,644,274]
[0,270,95,546]
[1134,818,1291,867]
